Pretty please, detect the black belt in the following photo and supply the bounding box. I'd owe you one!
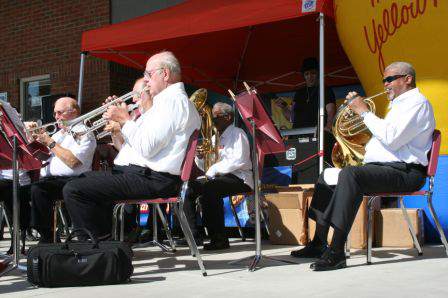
[113,164,180,179]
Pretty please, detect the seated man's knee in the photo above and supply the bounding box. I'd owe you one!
[338,166,358,182]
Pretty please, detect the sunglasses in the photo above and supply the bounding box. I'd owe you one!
[382,74,406,84]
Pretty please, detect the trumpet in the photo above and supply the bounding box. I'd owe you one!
[77,103,139,140]
[25,120,59,136]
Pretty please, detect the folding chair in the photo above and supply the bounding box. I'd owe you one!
[364,129,448,263]
[112,130,207,276]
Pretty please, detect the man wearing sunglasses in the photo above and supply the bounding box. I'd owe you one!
[178,102,253,250]
[290,61,435,271]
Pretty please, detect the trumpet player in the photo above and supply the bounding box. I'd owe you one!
[290,62,435,271]
[28,97,97,243]
[104,77,152,151]
[63,51,201,240]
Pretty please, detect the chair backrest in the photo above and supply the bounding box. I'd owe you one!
[427,129,441,177]
[180,129,200,182]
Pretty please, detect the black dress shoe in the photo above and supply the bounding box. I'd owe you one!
[290,242,327,258]
[310,247,346,271]
[174,237,203,247]
[203,238,230,250]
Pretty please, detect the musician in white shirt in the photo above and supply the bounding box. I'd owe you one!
[291,62,435,271]
[29,97,97,243]
[63,51,201,239]
[181,102,253,250]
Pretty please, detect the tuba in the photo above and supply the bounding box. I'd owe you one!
[331,91,387,168]
[189,88,219,172]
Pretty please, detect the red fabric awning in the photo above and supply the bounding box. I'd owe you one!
[81,0,357,94]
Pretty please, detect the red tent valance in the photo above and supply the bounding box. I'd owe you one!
[81,0,356,94]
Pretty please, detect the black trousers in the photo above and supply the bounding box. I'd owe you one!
[183,174,251,239]
[0,179,31,230]
[309,162,426,235]
[63,165,181,238]
[30,176,73,239]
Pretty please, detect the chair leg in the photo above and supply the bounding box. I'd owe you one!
[156,204,176,251]
[53,205,58,242]
[345,231,351,258]
[366,196,377,264]
[229,197,245,241]
[174,203,207,276]
[399,197,423,255]
[259,200,270,236]
[57,202,71,238]
[119,204,126,241]
[426,192,448,256]
[172,205,194,256]
[112,204,121,240]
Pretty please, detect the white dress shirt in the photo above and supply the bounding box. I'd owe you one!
[323,87,435,186]
[114,114,149,167]
[363,87,435,166]
[0,169,31,186]
[196,124,254,189]
[120,82,201,175]
[40,124,97,177]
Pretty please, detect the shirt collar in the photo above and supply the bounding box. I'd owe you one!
[221,124,234,138]
[389,87,419,109]
[153,82,185,105]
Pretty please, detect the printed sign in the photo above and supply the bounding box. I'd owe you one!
[302,0,317,13]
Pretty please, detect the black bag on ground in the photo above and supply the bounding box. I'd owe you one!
[27,229,133,287]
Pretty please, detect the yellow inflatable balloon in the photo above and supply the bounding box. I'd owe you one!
[334,0,448,153]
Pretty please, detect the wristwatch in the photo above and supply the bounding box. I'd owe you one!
[48,140,57,149]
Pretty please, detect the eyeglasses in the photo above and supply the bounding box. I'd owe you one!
[53,109,74,117]
[212,113,229,120]
[382,74,407,84]
[143,68,163,79]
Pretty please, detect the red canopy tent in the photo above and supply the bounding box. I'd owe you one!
[80,0,356,94]
[79,0,358,171]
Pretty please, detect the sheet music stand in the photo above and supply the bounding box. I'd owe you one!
[229,83,296,271]
[0,100,48,276]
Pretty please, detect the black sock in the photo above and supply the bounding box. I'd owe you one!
[311,223,329,247]
[330,227,347,253]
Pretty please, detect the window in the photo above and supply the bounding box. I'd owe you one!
[20,75,51,121]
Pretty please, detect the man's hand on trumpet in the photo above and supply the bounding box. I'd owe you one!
[103,120,121,136]
[103,102,131,127]
[346,91,369,116]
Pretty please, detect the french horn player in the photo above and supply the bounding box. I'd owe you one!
[290,61,435,272]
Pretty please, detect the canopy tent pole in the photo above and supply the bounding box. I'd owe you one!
[318,12,325,173]
[77,52,87,111]
[234,26,253,91]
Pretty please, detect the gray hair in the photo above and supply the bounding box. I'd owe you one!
[385,61,416,87]
[213,102,234,116]
[155,51,181,77]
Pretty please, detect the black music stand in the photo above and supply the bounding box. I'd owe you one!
[0,100,46,276]
[229,84,295,271]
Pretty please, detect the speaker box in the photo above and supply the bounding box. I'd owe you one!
[264,137,319,184]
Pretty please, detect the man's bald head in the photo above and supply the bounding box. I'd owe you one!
[54,97,80,121]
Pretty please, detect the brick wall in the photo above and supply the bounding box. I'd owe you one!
[0,0,111,113]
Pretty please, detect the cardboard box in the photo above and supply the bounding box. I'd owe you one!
[265,188,313,245]
[374,208,424,248]
[308,197,380,249]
